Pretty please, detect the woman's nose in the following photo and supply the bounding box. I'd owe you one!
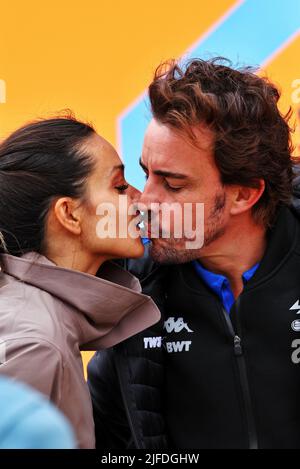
[127,185,142,203]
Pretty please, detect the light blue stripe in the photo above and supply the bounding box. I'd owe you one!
[188,0,300,66]
[120,0,300,190]
[121,98,151,190]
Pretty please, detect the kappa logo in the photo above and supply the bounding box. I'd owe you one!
[164,317,193,354]
[143,317,194,353]
[164,317,194,334]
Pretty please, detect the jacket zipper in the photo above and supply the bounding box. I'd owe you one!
[221,304,258,449]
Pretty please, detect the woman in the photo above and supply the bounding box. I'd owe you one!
[0,115,160,448]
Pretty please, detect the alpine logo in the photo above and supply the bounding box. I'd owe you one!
[292,339,300,364]
[290,300,300,364]
[289,300,300,314]
[164,317,194,333]
[291,320,300,332]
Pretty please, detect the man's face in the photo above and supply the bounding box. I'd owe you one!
[139,119,231,264]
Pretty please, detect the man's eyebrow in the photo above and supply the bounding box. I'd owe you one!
[139,158,188,179]
[153,170,188,179]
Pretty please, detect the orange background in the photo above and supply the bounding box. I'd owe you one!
[0,0,299,376]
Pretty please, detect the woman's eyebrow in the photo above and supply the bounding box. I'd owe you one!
[110,164,125,176]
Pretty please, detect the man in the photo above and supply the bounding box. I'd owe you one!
[88,58,300,449]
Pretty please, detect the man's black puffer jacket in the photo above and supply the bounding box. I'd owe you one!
[88,168,300,449]
[88,252,168,449]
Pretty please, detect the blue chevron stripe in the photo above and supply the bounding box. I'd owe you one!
[119,0,300,190]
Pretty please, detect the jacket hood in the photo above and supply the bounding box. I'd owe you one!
[0,252,161,349]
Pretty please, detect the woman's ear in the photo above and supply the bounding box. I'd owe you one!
[53,197,82,235]
[230,179,265,216]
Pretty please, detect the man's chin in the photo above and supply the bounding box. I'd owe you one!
[149,238,201,265]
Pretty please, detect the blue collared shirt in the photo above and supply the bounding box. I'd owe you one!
[192,260,259,314]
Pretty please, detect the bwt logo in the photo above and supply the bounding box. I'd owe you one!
[0,80,6,103]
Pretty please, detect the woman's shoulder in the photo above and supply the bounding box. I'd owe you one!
[0,272,57,314]
[0,273,65,351]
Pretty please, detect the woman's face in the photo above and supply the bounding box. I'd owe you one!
[77,132,144,260]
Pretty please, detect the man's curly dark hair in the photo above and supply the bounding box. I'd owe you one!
[149,58,295,227]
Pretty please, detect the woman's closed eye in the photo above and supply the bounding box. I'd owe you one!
[115,183,129,194]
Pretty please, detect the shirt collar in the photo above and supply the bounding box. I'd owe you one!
[193,260,260,298]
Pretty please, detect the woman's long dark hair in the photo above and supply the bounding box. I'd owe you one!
[0,113,95,256]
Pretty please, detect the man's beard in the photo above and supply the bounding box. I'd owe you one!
[149,191,226,265]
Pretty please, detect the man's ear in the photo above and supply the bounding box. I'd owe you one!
[54,197,82,235]
[230,179,265,216]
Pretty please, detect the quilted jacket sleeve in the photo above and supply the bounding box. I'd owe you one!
[87,349,133,449]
